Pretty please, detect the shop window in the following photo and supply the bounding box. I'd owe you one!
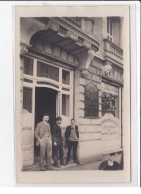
[62,94,69,116]
[85,82,99,118]
[62,70,70,85]
[24,57,33,76]
[107,17,113,41]
[37,61,59,82]
[102,93,119,118]
[23,87,32,113]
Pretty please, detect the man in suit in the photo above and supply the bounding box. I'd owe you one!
[65,119,80,164]
[51,117,65,167]
[35,113,53,171]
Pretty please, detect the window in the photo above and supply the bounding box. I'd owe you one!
[85,82,99,118]
[24,57,33,76]
[102,93,119,118]
[107,17,113,41]
[37,61,59,82]
[23,87,32,113]
[62,70,70,85]
[62,94,69,116]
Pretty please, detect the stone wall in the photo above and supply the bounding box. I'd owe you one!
[74,57,104,163]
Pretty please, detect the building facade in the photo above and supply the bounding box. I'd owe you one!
[20,17,124,168]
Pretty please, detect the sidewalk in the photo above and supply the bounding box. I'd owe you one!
[23,152,121,171]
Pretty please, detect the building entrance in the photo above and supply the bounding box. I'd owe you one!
[34,87,57,160]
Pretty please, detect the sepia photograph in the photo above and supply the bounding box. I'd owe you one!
[15,5,130,183]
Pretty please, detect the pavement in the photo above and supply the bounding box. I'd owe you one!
[23,152,122,171]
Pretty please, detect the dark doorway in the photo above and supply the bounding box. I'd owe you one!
[34,87,57,159]
[35,87,57,127]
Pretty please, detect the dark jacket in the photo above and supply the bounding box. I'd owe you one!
[65,125,79,143]
[51,123,63,144]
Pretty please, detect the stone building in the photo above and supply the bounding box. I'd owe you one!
[20,17,124,168]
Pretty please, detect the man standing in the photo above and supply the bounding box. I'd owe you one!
[35,113,53,171]
[65,119,80,164]
[51,117,65,167]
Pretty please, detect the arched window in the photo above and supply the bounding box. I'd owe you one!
[85,82,99,118]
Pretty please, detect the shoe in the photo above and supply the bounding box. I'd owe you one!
[65,160,70,165]
[60,161,65,165]
[54,163,61,168]
[74,160,80,165]
[40,167,46,171]
[46,166,54,170]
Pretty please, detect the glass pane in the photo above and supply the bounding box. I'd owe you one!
[102,92,119,118]
[85,82,99,118]
[110,19,112,36]
[107,17,109,34]
[62,70,70,85]
[24,57,33,76]
[62,94,69,116]
[37,61,59,82]
[48,65,59,82]
[23,87,32,113]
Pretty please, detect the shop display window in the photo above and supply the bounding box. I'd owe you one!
[102,92,119,118]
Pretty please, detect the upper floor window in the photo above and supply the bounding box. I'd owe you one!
[85,82,99,118]
[24,57,33,76]
[107,17,120,46]
[107,17,113,41]
[37,61,59,82]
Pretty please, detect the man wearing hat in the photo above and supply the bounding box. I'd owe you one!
[51,117,65,167]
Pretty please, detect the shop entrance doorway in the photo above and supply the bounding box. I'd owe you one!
[34,87,57,160]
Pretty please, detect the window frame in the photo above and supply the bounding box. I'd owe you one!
[23,86,33,113]
[107,17,113,42]
[37,60,59,82]
[23,56,33,76]
[84,82,99,119]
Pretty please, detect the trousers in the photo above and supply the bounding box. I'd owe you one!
[52,142,64,165]
[39,137,52,169]
[66,141,78,162]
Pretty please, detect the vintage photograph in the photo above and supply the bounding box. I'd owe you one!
[15,5,130,183]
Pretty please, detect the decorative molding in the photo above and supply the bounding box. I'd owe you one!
[20,46,28,56]
[77,49,96,77]
[103,61,112,75]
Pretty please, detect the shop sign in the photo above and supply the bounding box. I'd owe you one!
[101,113,121,140]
